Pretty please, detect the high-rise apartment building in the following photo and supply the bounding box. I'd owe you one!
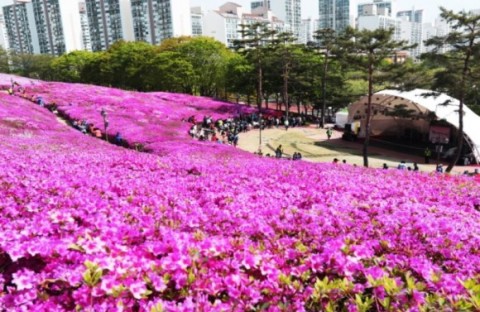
[318,0,355,33]
[270,0,301,38]
[299,18,315,44]
[357,14,401,39]
[396,8,422,57]
[191,6,203,37]
[397,8,422,23]
[84,0,134,51]
[31,0,83,55]
[79,2,92,51]
[251,0,270,10]
[422,17,452,54]
[250,0,300,41]
[203,2,286,48]
[358,0,394,17]
[2,1,35,54]
[3,0,84,55]
[130,0,191,45]
[0,13,11,50]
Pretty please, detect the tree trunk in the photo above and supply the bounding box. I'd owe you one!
[284,66,289,121]
[363,61,374,168]
[321,52,329,128]
[257,60,263,111]
[446,38,473,173]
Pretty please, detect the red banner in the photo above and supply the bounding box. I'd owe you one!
[429,125,450,144]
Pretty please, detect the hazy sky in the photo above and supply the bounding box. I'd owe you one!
[190,0,480,24]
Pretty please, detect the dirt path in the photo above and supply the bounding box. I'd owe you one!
[237,126,476,174]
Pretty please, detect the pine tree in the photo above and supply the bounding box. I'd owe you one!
[424,8,480,172]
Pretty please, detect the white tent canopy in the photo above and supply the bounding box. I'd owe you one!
[348,89,480,163]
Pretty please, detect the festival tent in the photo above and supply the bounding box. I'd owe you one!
[348,89,480,163]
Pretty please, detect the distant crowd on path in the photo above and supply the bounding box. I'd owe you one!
[6,80,127,147]
[186,113,307,147]
[257,144,302,161]
[384,160,478,176]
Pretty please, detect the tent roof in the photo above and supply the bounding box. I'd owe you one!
[375,89,480,162]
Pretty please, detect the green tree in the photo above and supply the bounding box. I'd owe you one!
[271,31,298,120]
[424,8,480,172]
[100,40,156,91]
[233,22,277,109]
[289,48,323,115]
[313,28,337,127]
[79,52,107,86]
[50,50,96,82]
[338,27,412,167]
[0,47,10,73]
[175,37,233,97]
[225,53,255,103]
[9,52,56,80]
[157,36,192,52]
[144,51,194,93]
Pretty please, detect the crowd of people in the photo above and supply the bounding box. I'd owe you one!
[7,80,126,147]
[187,113,307,147]
[387,160,479,176]
[187,113,310,161]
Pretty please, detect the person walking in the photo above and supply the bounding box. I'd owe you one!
[436,163,444,173]
[424,147,431,164]
[326,128,333,140]
[275,145,283,158]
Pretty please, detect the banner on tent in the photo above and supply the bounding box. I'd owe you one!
[429,125,450,144]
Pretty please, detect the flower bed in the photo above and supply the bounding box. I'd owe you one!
[1,75,480,311]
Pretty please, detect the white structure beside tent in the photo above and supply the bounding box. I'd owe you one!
[335,111,348,128]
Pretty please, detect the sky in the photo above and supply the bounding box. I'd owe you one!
[189,0,480,24]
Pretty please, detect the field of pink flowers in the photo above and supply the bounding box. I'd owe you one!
[1,74,480,311]
[9,78,255,155]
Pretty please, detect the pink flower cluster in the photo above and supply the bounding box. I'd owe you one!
[11,79,255,155]
[1,74,480,311]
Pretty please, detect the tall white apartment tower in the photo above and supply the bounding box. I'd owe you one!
[79,2,92,51]
[270,0,301,39]
[358,0,394,17]
[251,0,270,10]
[2,1,35,54]
[130,0,191,45]
[396,8,423,58]
[84,0,134,51]
[3,0,85,55]
[299,18,314,44]
[203,3,287,48]
[318,0,355,33]
[30,0,83,55]
[191,6,203,37]
[0,13,11,50]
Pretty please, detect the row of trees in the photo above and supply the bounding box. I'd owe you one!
[1,8,479,171]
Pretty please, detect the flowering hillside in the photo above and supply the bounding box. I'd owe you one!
[1,75,480,311]
[9,78,255,156]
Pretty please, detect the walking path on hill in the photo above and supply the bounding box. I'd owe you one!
[237,125,478,174]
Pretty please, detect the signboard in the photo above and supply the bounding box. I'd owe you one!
[429,125,450,144]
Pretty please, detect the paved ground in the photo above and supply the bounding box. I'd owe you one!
[237,125,478,174]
